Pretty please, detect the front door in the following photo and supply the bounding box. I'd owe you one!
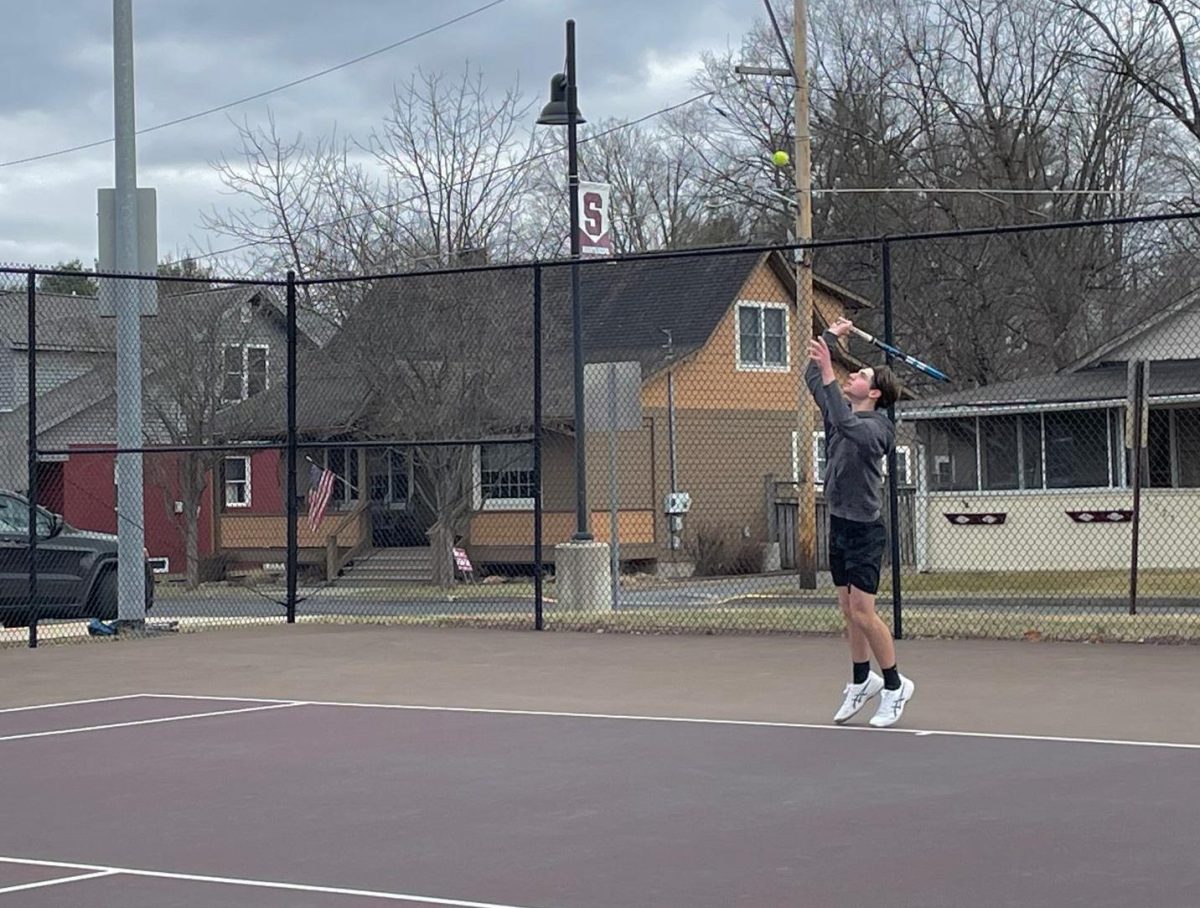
[368,448,424,546]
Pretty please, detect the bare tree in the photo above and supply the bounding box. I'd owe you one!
[139,288,281,588]
[688,0,1168,382]
[204,64,556,319]
[327,268,555,588]
[1069,0,1200,198]
[576,108,742,252]
[365,65,554,265]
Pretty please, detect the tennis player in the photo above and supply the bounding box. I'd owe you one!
[805,317,914,728]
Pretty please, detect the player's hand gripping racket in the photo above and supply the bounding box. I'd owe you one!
[848,326,950,383]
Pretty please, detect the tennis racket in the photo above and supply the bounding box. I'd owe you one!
[849,327,950,383]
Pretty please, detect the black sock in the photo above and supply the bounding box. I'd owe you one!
[852,661,871,685]
[882,665,901,690]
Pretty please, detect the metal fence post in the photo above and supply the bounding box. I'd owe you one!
[533,265,544,630]
[27,270,39,648]
[285,271,298,624]
[881,240,903,640]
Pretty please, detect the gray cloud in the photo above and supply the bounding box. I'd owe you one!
[0,0,752,270]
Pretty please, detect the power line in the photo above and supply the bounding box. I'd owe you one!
[189,90,717,264]
[0,0,511,169]
[812,187,1136,196]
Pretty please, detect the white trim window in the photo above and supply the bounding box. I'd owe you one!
[221,344,270,403]
[884,445,913,486]
[223,456,251,508]
[736,301,789,371]
[794,431,910,486]
[477,442,536,510]
[792,431,828,484]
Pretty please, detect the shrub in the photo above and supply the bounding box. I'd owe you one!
[684,522,763,577]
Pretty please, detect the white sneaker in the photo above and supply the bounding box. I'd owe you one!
[869,675,915,728]
[833,671,885,724]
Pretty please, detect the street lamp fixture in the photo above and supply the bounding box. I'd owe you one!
[537,19,592,542]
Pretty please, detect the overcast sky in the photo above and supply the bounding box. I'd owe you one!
[0,0,757,272]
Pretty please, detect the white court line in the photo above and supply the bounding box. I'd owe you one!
[0,870,117,895]
[0,702,302,743]
[137,693,1200,751]
[0,857,549,908]
[0,694,147,715]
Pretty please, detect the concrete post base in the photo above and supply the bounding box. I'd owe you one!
[554,541,613,613]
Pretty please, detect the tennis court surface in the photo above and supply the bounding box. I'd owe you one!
[2,627,1197,907]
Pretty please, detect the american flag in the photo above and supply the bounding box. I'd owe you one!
[307,463,336,531]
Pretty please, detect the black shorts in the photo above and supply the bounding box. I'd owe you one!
[829,515,887,594]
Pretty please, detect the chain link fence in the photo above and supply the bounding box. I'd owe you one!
[887,218,1200,642]
[4,212,1200,647]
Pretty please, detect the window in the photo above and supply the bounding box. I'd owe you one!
[1022,414,1044,490]
[736,303,788,370]
[0,495,52,536]
[1178,408,1200,487]
[221,345,270,403]
[221,346,243,403]
[369,448,410,506]
[927,419,978,491]
[246,346,268,397]
[977,415,1042,490]
[1045,410,1109,489]
[324,448,360,509]
[223,457,251,508]
[928,411,1121,491]
[885,446,913,486]
[980,416,1019,491]
[479,443,535,507]
[791,432,827,484]
[1141,406,1200,488]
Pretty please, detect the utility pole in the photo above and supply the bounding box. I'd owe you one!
[737,0,817,587]
[792,0,817,588]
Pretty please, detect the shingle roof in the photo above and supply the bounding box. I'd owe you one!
[901,360,1200,418]
[216,250,869,440]
[1,284,324,440]
[0,285,294,351]
[1065,289,1200,371]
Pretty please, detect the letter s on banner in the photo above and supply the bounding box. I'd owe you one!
[577,181,613,256]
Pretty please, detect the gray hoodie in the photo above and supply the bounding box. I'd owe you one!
[804,331,896,523]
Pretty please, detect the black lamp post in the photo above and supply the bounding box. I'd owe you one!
[537,19,592,542]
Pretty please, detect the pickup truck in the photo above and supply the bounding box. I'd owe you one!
[0,491,154,627]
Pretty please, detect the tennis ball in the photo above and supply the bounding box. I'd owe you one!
[772,150,790,167]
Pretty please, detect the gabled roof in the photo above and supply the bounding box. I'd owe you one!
[1065,289,1200,372]
[218,250,864,439]
[901,360,1200,419]
[0,292,111,352]
[2,285,322,443]
[569,251,869,378]
[0,284,319,351]
[903,282,1200,418]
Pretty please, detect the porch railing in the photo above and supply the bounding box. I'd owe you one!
[326,501,372,581]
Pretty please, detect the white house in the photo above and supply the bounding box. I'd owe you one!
[899,294,1200,572]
